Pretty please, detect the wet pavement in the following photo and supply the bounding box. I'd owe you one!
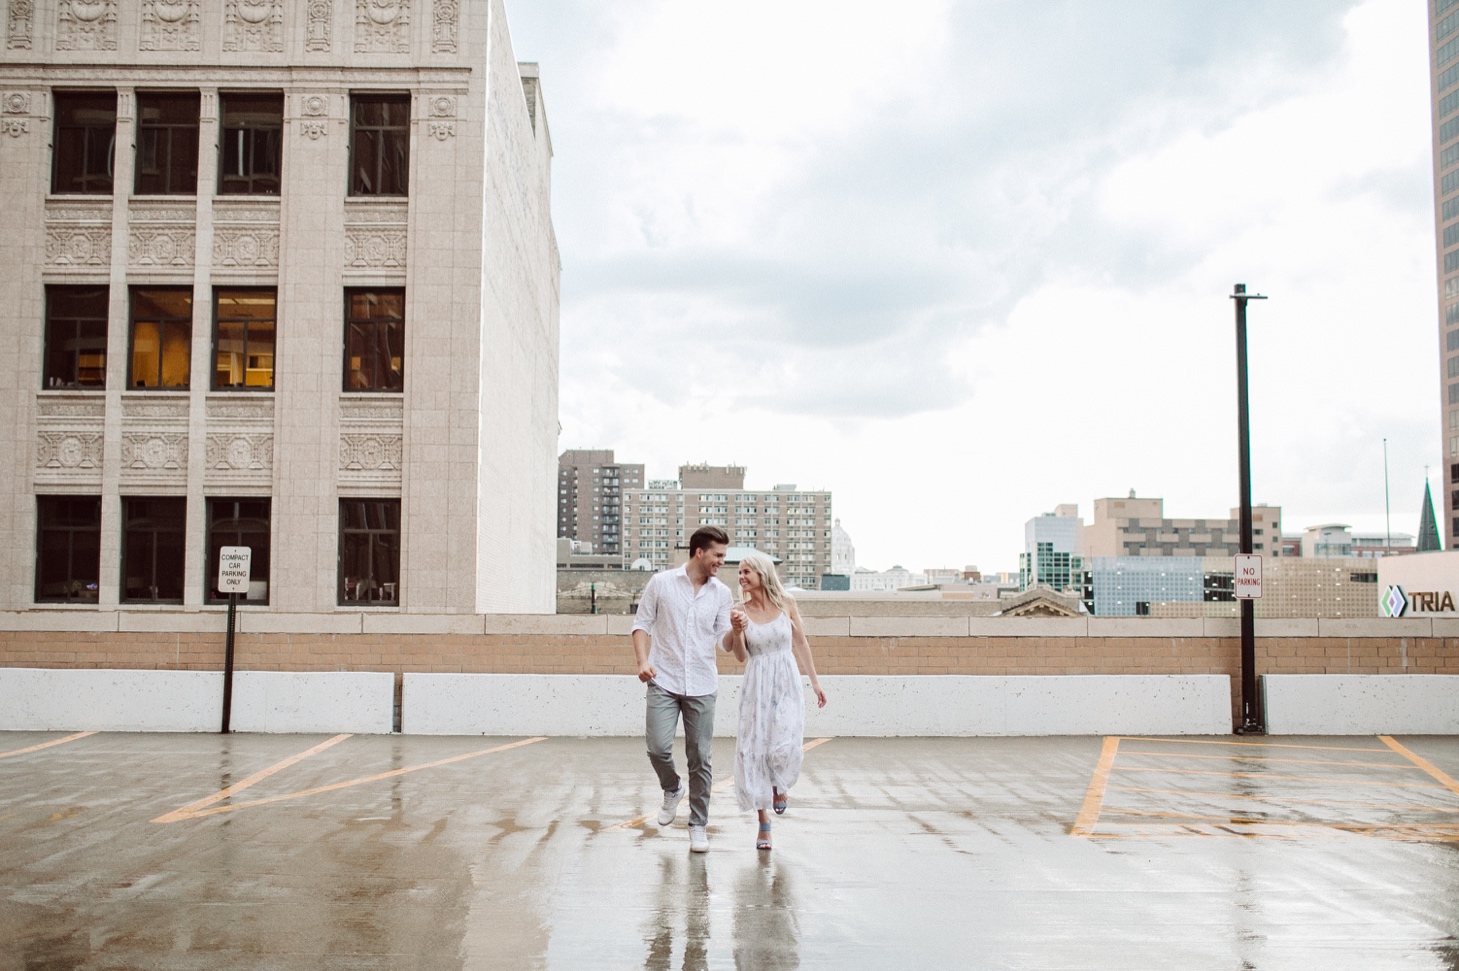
[2,731,1459,970]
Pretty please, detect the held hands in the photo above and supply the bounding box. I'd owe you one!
[730,608,748,633]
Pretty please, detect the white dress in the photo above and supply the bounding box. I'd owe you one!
[734,610,805,812]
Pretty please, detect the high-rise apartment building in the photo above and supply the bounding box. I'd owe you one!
[1082,495,1282,559]
[623,465,832,588]
[1432,0,1459,545]
[557,449,643,556]
[0,0,560,615]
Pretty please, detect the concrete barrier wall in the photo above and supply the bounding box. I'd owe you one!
[1263,675,1459,735]
[403,674,1232,737]
[0,669,395,733]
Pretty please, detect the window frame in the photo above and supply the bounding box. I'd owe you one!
[342,288,405,393]
[120,496,187,604]
[205,497,272,604]
[51,90,117,195]
[34,495,102,604]
[338,498,402,606]
[218,91,284,196]
[128,287,193,391]
[134,90,201,196]
[347,93,411,197]
[212,287,277,391]
[43,285,110,390]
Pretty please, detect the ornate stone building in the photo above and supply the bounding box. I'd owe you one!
[0,0,560,616]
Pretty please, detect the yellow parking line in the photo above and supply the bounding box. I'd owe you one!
[163,736,547,822]
[1107,785,1459,813]
[1111,765,1449,789]
[0,731,96,760]
[601,737,834,833]
[1118,750,1420,771]
[153,733,352,823]
[1091,821,1459,840]
[1127,737,1390,754]
[1380,736,1459,798]
[1070,736,1120,837]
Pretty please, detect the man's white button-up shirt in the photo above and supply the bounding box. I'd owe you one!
[631,564,733,697]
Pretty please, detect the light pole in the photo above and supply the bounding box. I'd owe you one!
[1232,283,1266,735]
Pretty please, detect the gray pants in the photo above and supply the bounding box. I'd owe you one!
[645,683,716,828]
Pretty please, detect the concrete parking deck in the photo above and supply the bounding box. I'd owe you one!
[3,732,1459,970]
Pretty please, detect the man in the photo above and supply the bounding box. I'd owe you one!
[632,526,733,853]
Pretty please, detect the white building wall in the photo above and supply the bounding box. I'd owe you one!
[475,2,559,613]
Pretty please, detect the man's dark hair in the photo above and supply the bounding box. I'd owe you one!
[688,525,729,556]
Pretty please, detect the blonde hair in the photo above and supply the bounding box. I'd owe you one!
[738,551,791,612]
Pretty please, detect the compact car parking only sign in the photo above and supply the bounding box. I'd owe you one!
[1234,554,1262,600]
[217,546,250,733]
[217,546,252,594]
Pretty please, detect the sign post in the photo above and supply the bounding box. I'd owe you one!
[1231,283,1267,734]
[217,546,251,733]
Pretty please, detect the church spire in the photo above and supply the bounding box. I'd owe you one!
[1418,479,1442,552]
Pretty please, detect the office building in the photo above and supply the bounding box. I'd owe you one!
[1020,504,1084,593]
[557,449,643,557]
[622,465,832,588]
[0,0,560,614]
[1432,2,1459,545]
[1082,494,1283,559]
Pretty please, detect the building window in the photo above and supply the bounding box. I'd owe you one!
[343,289,404,391]
[52,91,116,194]
[348,94,410,196]
[206,498,270,603]
[34,496,101,603]
[44,285,109,389]
[122,496,186,603]
[135,92,200,195]
[219,92,282,195]
[130,288,192,389]
[339,499,400,605]
[213,288,276,390]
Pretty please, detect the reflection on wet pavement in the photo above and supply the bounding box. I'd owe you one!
[3,733,1459,969]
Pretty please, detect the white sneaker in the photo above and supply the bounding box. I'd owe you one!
[688,825,709,853]
[657,784,686,826]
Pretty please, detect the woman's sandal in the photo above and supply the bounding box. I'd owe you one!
[756,821,772,851]
[773,787,787,816]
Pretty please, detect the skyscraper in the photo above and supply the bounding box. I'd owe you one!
[1431,1,1459,546]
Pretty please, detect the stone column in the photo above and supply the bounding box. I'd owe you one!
[183,87,220,606]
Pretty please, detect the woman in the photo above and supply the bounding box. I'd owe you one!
[721,552,827,851]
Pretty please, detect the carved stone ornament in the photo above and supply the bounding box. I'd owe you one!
[338,398,402,421]
[37,431,104,469]
[344,230,406,268]
[302,94,328,116]
[206,433,273,470]
[339,433,402,471]
[301,120,327,140]
[428,121,454,141]
[306,0,331,51]
[224,0,283,51]
[46,228,111,266]
[141,0,199,51]
[355,0,408,53]
[206,398,273,419]
[121,399,188,418]
[431,0,456,53]
[7,0,34,50]
[121,433,188,470]
[130,229,196,267]
[429,95,454,118]
[1,118,26,136]
[213,229,279,267]
[37,399,106,418]
[57,0,117,51]
[4,92,28,113]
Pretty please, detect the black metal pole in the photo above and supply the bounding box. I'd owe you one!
[1232,283,1265,734]
[222,592,237,733]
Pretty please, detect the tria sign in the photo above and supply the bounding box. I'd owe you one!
[1382,584,1454,617]
[1234,554,1262,599]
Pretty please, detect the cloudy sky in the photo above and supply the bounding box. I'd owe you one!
[507,0,1440,573]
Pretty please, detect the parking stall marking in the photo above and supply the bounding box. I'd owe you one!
[1073,735,1459,840]
[154,735,545,823]
[600,737,834,833]
[0,731,96,760]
